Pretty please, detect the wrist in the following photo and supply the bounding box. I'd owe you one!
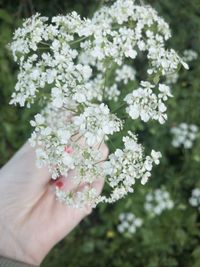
[0,218,41,266]
[0,256,38,267]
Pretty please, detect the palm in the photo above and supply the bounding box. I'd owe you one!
[0,142,107,265]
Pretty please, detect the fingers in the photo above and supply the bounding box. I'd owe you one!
[49,170,79,194]
[50,178,104,230]
[49,178,105,241]
[49,140,108,204]
[45,163,106,245]
[50,175,105,209]
[49,137,107,203]
[1,136,109,199]
[98,142,109,161]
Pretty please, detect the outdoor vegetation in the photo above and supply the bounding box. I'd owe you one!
[1,1,200,266]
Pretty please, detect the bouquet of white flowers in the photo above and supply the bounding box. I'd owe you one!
[9,0,188,208]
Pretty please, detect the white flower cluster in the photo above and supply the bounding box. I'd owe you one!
[171,123,198,149]
[125,81,172,124]
[55,131,161,206]
[144,188,174,217]
[117,212,143,235]
[165,72,179,85]
[73,103,122,146]
[183,49,198,62]
[189,188,200,212]
[115,65,136,85]
[166,49,198,85]
[10,0,186,207]
[98,133,161,203]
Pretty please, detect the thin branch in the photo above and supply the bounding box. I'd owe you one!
[28,0,35,15]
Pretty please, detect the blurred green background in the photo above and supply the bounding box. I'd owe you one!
[1,1,200,266]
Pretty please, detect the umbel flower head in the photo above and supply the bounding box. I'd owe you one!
[144,188,174,217]
[9,0,187,208]
[117,212,143,235]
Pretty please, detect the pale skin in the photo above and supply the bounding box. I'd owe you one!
[0,142,108,266]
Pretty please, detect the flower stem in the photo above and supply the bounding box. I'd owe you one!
[70,36,88,45]
[112,102,126,113]
[40,41,50,46]
[97,137,105,150]
[107,137,117,150]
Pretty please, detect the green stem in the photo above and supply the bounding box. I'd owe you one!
[107,137,117,150]
[70,36,88,46]
[40,41,50,46]
[112,102,127,113]
[64,106,78,113]
[38,47,49,50]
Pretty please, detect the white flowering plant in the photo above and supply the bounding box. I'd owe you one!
[144,188,174,217]
[117,212,143,235]
[9,0,188,208]
[189,188,200,212]
[171,123,198,149]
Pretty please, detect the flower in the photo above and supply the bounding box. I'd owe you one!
[115,65,136,84]
[189,188,200,212]
[183,49,198,62]
[117,212,143,235]
[73,104,122,146]
[171,123,198,149]
[125,81,171,124]
[144,188,174,217]
[99,132,161,203]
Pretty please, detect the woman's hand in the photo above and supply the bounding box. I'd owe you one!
[0,142,108,266]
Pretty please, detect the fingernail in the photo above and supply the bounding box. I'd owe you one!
[55,180,64,189]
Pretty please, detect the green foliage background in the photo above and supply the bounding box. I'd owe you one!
[1,1,200,266]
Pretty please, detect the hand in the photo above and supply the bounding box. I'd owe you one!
[0,142,108,266]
